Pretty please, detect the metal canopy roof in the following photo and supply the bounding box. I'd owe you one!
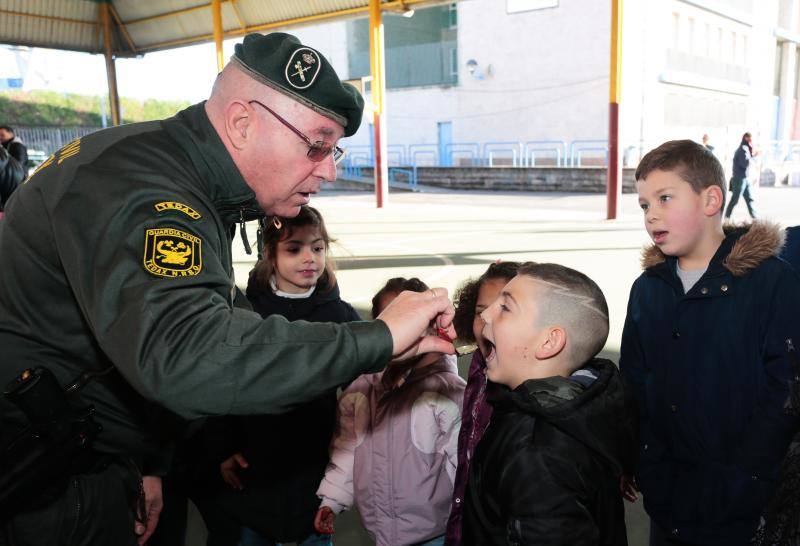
[0,0,447,57]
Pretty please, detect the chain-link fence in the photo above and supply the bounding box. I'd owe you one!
[15,126,102,156]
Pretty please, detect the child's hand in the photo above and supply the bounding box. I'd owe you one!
[620,474,639,502]
[314,506,335,535]
[220,452,249,490]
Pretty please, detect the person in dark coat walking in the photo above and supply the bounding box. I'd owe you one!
[462,263,637,546]
[0,125,28,172]
[0,145,24,217]
[725,132,757,219]
[623,140,800,545]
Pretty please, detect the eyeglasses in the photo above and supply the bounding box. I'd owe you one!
[249,100,345,165]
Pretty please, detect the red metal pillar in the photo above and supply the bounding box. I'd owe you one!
[606,0,623,219]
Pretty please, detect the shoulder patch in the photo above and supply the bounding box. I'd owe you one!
[154,201,202,220]
[144,227,203,278]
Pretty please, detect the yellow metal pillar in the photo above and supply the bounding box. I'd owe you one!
[212,0,225,71]
[606,0,623,219]
[100,1,121,126]
[369,0,389,208]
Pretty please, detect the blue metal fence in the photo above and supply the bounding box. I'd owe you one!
[340,139,614,171]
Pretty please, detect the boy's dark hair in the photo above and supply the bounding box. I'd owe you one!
[517,262,609,368]
[249,206,337,293]
[453,261,520,342]
[0,125,13,134]
[371,277,429,319]
[635,139,726,210]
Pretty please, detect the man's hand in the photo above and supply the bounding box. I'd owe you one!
[314,506,335,535]
[220,452,249,490]
[377,287,456,361]
[135,476,163,545]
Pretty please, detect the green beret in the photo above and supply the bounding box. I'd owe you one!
[232,32,364,137]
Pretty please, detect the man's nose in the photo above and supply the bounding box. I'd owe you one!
[313,154,337,183]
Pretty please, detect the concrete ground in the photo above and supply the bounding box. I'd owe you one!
[186,185,800,546]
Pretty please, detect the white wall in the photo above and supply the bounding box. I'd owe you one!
[335,0,612,159]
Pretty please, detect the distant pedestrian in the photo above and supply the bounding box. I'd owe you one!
[0,145,24,218]
[702,133,714,153]
[0,125,28,172]
[725,132,757,219]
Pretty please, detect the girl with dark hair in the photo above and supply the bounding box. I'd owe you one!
[725,132,758,219]
[216,205,360,546]
[445,261,520,545]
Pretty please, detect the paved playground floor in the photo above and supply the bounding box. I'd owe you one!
[188,185,800,545]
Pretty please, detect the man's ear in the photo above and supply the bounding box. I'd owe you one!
[704,185,724,216]
[225,100,252,151]
[534,326,567,360]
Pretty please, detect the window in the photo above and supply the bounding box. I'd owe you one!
[448,3,457,29]
[346,5,458,89]
[507,0,559,14]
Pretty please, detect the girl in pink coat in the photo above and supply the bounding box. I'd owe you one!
[315,278,465,546]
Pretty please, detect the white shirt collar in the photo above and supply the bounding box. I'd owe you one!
[269,275,315,299]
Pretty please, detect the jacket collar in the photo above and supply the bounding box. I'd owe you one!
[641,220,786,278]
[162,102,264,223]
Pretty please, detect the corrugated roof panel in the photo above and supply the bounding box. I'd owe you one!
[0,0,100,52]
[0,0,453,54]
[1,0,97,22]
[125,8,242,49]
[237,0,367,26]
[113,0,205,22]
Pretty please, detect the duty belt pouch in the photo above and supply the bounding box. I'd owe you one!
[0,367,102,519]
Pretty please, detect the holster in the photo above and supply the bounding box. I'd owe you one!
[0,367,103,520]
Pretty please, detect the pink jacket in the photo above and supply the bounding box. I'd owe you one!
[317,355,465,546]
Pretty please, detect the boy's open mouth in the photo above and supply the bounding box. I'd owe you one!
[652,230,668,244]
[485,339,496,362]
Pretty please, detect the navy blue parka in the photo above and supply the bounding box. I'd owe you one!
[620,221,800,545]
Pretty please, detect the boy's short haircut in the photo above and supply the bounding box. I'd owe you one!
[635,139,726,209]
[517,262,609,368]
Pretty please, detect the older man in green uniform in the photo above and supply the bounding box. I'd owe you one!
[0,33,456,545]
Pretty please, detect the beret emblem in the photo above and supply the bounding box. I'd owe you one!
[285,47,322,90]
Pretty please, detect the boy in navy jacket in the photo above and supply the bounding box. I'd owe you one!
[620,140,800,545]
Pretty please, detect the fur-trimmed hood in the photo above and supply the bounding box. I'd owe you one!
[641,220,786,276]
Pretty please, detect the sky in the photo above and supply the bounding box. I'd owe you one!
[1,39,241,102]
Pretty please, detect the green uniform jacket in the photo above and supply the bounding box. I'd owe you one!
[0,103,391,473]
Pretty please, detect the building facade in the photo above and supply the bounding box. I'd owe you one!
[291,0,800,175]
